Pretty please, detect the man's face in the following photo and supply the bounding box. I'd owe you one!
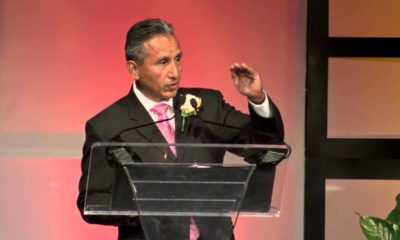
[129,35,182,102]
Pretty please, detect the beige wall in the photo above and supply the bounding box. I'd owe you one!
[326,180,400,240]
[330,0,400,37]
[328,58,400,138]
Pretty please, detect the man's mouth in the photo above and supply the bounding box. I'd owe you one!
[166,82,179,90]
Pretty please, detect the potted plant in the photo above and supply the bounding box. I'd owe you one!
[357,194,400,240]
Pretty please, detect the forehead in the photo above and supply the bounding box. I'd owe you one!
[142,35,181,57]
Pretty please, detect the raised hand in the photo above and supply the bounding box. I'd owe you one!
[230,63,265,104]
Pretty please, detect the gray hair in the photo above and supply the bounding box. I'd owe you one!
[125,18,175,64]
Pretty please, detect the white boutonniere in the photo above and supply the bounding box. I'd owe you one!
[180,94,202,132]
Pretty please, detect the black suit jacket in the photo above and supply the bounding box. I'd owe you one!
[77,87,284,240]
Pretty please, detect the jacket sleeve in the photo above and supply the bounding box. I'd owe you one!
[196,89,284,144]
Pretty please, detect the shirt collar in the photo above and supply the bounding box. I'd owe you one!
[133,82,174,112]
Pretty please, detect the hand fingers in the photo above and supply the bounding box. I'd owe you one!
[230,63,264,98]
[230,63,257,78]
[230,63,255,73]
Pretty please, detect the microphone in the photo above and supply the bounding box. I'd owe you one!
[188,98,291,166]
[111,115,176,141]
[107,96,186,167]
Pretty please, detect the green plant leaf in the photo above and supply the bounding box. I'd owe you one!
[387,194,400,226]
[359,215,400,240]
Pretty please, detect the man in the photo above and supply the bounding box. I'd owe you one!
[77,19,284,240]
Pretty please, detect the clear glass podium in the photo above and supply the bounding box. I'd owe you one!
[84,143,289,240]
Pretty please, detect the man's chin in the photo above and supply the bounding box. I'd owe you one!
[161,89,178,101]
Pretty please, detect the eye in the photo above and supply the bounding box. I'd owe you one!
[175,55,182,63]
[159,59,168,65]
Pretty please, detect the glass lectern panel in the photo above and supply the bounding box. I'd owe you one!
[125,162,253,240]
[83,143,289,239]
[124,163,253,216]
[84,142,289,219]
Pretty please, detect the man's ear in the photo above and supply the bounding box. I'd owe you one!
[127,60,140,80]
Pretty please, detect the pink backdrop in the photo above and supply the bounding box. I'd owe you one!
[0,0,300,239]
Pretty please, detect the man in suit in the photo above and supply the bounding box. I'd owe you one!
[77,19,284,240]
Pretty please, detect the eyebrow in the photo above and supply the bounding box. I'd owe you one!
[156,51,183,62]
[175,50,183,56]
[175,51,183,58]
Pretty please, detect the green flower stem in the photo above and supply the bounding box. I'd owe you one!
[181,117,186,132]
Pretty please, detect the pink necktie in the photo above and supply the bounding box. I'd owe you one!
[150,103,176,155]
[190,217,200,240]
[152,104,199,238]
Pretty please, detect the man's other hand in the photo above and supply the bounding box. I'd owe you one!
[230,63,265,104]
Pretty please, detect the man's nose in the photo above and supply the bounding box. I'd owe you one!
[168,62,179,79]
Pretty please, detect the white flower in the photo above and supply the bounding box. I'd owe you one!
[180,94,202,117]
[180,94,202,131]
